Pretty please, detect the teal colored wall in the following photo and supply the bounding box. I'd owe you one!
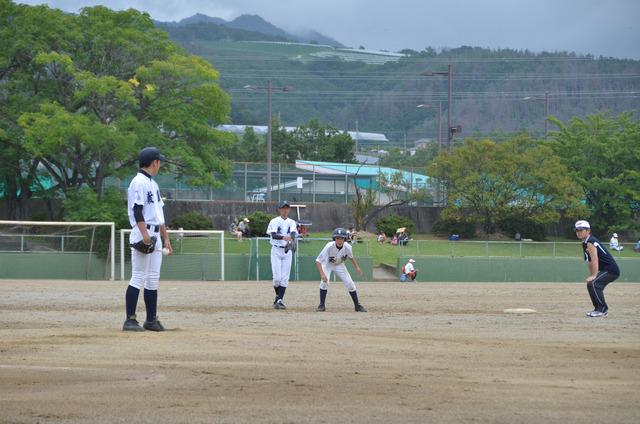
[0,253,106,280]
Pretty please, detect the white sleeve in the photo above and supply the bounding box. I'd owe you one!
[316,242,330,263]
[129,178,145,206]
[267,218,278,234]
[346,243,354,259]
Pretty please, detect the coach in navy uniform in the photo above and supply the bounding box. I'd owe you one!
[574,220,620,317]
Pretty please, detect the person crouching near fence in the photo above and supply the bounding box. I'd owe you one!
[400,258,417,282]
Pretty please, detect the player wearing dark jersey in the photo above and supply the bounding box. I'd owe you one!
[574,220,620,317]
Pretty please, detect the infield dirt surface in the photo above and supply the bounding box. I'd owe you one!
[1,280,639,423]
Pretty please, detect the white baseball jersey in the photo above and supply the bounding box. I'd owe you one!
[267,216,297,247]
[127,171,165,244]
[403,262,415,273]
[316,241,356,292]
[316,241,354,266]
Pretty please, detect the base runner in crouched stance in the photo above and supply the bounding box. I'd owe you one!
[315,228,367,312]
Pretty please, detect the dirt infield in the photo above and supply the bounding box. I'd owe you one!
[1,280,639,424]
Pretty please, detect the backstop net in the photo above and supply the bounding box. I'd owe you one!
[119,229,225,281]
[0,220,115,280]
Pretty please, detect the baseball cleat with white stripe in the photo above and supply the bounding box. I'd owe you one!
[586,310,608,317]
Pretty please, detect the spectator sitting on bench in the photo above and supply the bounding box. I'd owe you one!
[396,228,409,246]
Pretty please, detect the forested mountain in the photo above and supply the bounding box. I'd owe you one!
[160,22,640,150]
[157,14,344,47]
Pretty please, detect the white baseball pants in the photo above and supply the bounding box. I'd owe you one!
[319,263,356,292]
[271,246,292,288]
[129,237,163,290]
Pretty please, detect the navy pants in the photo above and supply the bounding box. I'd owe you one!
[587,271,619,312]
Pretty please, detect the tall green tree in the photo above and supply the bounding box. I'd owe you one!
[549,112,640,233]
[428,135,586,234]
[1,2,233,218]
[293,119,355,163]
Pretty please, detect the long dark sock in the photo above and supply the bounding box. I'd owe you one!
[320,289,327,306]
[125,286,140,318]
[278,286,287,301]
[144,289,158,322]
[274,286,280,302]
[349,290,359,306]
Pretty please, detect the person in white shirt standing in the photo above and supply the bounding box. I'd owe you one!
[315,228,367,312]
[267,201,297,309]
[123,147,173,332]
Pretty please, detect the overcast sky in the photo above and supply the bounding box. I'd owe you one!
[17,0,640,59]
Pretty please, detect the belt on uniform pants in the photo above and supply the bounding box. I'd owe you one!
[146,224,160,233]
[272,245,286,248]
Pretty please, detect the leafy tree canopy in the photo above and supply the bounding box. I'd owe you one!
[0,1,232,218]
[549,112,640,233]
[428,134,587,234]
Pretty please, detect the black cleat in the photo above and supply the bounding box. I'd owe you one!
[143,317,166,331]
[274,299,287,310]
[123,315,144,332]
[317,304,326,312]
[355,304,367,312]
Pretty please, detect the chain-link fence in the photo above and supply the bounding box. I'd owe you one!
[104,162,432,205]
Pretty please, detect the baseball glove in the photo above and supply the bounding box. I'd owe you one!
[284,236,298,254]
[131,236,157,254]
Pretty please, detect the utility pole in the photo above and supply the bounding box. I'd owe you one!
[421,65,453,150]
[523,92,550,139]
[244,81,291,201]
[544,92,549,139]
[355,119,359,154]
[417,102,444,206]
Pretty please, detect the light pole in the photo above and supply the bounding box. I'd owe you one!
[244,81,291,201]
[417,102,442,150]
[417,103,443,206]
[421,64,453,150]
[523,92,549,139]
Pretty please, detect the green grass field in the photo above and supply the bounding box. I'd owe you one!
[167,232,639,267]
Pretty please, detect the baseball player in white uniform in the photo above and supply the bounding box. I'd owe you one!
[267,200,297,309]
[315,228,367,312]
[123,147,173,332]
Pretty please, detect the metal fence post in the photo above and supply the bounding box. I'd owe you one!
[244,162,248,201]
[345,171,348,204]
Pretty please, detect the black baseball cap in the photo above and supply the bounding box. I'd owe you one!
[277,200,291,209]
[138,147,165,166]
